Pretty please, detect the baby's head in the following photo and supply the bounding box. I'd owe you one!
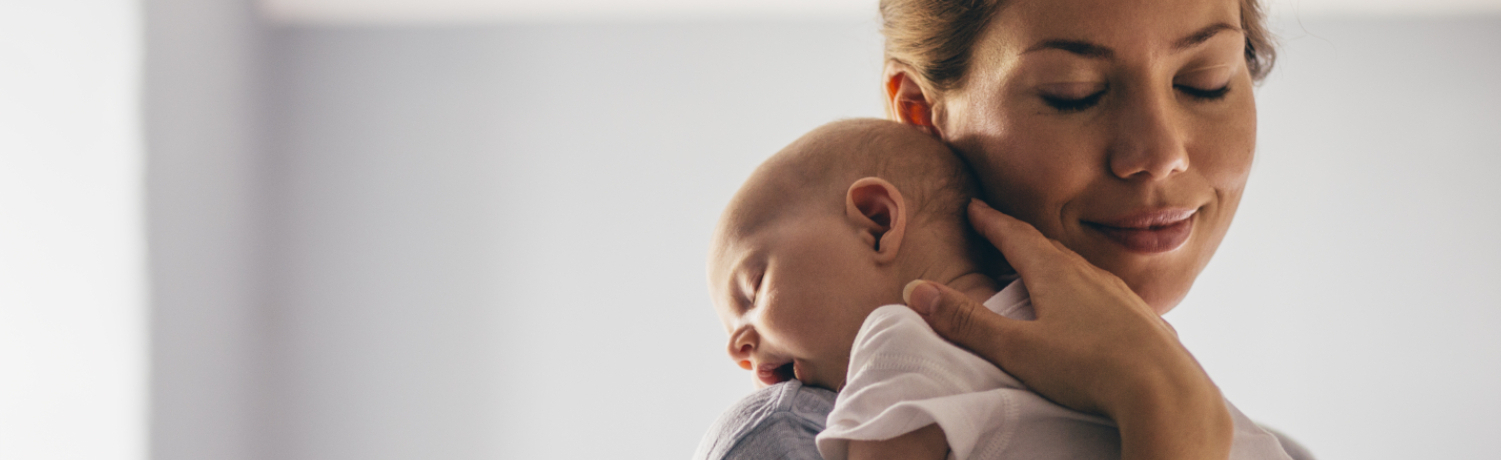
[708,118,994,391]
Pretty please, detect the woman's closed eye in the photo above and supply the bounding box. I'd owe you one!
[1039,82,1108,112]
[1174,64,1234,101]
[1175,83,1231,100]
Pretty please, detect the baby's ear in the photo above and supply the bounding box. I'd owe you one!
[846,177,907,263]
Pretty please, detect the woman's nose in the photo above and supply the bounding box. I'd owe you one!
[1108,87,1190,181]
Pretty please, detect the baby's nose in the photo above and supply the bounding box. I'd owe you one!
[729,344,754,369]
[727,341,752,360]
[726,328,757,365]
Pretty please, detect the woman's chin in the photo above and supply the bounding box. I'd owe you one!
[1138,283,1192,315]
[1122,264,1198,314]
[1069,239,1201,315]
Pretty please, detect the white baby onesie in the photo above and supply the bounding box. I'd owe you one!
[815,280,1294,460]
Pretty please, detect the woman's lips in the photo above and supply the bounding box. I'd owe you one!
[1084,209,1197,253]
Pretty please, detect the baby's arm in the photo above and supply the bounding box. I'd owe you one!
[847,424,947,460]
[818,305,1019,460]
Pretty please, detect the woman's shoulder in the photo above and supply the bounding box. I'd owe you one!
[692,380,835,460]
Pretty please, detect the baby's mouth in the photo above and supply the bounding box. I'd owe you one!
[756,362,797,386]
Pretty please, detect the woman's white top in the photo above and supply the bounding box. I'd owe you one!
[815,280,1296,460]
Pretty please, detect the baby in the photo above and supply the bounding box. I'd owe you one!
[697,119,1296,460]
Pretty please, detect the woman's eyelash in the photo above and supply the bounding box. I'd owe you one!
[1041,90,1106,112]
[1042,83,1228,111]
[1176,84,1231,100]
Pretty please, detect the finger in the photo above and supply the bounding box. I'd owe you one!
[967,199,1065,281]
[904,280,1021,361]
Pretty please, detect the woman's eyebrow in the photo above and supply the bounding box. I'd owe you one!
[1023,23,1242,59]
[1024,40,1112,59]
[1173,23,1241,51]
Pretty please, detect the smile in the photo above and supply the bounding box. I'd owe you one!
[1083,208,1197,253]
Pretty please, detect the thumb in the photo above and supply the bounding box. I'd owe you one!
[903,280,1021,357]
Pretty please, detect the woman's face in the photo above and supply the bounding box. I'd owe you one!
[933,0,1256,312]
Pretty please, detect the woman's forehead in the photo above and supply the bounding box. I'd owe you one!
[983,0,1242,55]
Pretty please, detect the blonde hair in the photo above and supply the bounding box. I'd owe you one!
[880,0,1277,93]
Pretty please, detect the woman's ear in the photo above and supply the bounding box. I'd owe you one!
[883,62,942,137]
[846,177,908,263]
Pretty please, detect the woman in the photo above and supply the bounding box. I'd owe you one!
[696,0,1308,457]
[878,0,1287,455]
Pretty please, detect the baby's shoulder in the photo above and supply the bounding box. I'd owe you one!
[851,304,983,371]
[862,303,926,329]
[849,303,1029,392]
[852,305,938,353]
[693,380,834,460]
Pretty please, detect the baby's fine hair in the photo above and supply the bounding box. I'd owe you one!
[754,118,981,230]
[721,118,1006,277]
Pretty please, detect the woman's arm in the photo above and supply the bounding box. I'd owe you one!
[903,199,1232,460]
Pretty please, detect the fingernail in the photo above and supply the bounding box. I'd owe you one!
[903,280,939,314]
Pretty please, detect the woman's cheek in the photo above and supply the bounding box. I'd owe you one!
[1193,78,1258,188]
[945,88,1098,239]
[986,116,1100,237]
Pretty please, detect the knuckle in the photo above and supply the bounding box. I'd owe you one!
[942,302,978,342]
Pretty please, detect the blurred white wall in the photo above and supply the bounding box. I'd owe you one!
[144,1,268,460]
[0,2,146,460]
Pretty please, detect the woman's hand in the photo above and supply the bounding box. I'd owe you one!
[902,199,1232,460]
